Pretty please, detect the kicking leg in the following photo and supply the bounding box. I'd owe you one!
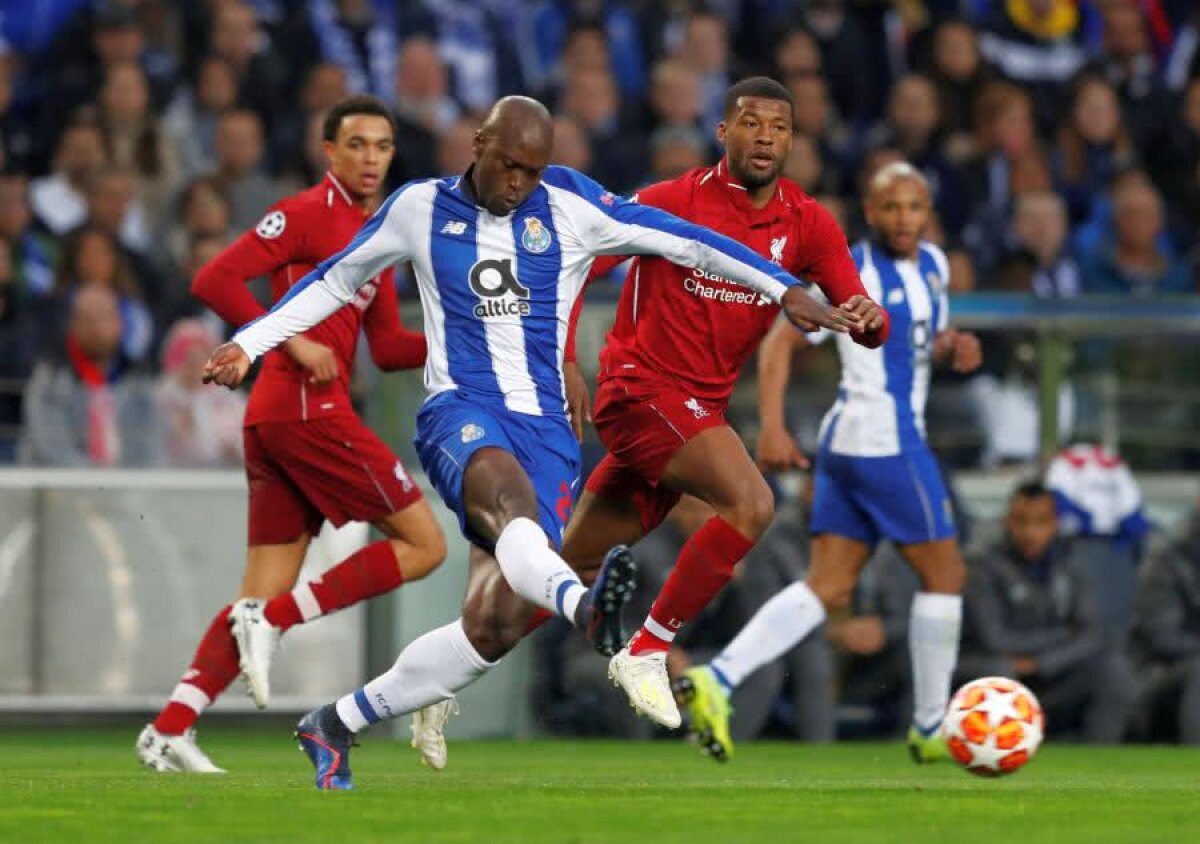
[899,538,966,761]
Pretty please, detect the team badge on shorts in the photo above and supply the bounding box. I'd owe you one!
[461,423,485,443]
[684,398,709,419]
[256,210,286,239]
[521,217,552,253]
[394,461,414,492]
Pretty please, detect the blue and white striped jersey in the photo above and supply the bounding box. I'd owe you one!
[235,166,802,418]
[816,239,949,456]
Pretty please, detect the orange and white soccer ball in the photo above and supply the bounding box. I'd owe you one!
[943,676,1044,777]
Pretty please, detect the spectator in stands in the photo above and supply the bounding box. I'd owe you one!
[1052,74,1136,225]
[82,169,150,262]
[646,125,707,184]
[97,60,181,228]
[272,62,349,184]
[30,122,109,237]
[1132,504,1200,745]
[166,177,231,275]
[783,133,839,197]
[414,0,525,112]
[53,225,153,363]
[1082,176,1192,294]
[208,1,285,125]
[20,284,161,467]
[959,481,1135,743]
[304,0,398,99]
[925,19,991,155]
[0,236,35,462]
[156,318,243,468]
[866,73,967,236]
[674,10,739,133]
[772,27,821,81]
[164,56,240,179]
[388,36,454,182]
[210,109,284,230]
[559,66,643,193]
[0,173,58,302]
[549,115,592,173]
[978,0,1087,132]
[435,117,480,177]
[531,2,645,99]
[787,72,852,187]
[783,0,874,123]
[1004,191,1081,298]
[1147,77,1200,228]
[643,59,703,137]
[1091,0,1168,147]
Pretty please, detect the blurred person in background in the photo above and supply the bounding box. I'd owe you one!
[30,121,109,237]
[646,125,707,184]
[0,172,58,302]
[780,0,874,124]
[96,59,181,228]
[1052,74,1136,226]
[642,58,704,139]
[558,65,644,192]
[210,108,285,230]
[783,133,839,197]
[270,62,349,185]
[1091,0,1169,147]
[674,9,740,133]
[164,55,240,179]
[1146,77,1200,229]
[302,0,398,99]
[388,36,456,182]
[207,0,286,126]
[411,0,525,112]
[1131,502,1200,746]
[786,72,852,189]
[1082,175,1192,294]
[959,481,1136,743]
[530,1,645,99]
[166,176,232,273]
[549,114,593,173]
[923,19,992,156]
[0,236,36,461]
[434,116,481,177]
[20,284,161,467]
[772,27,821,82]
[1004,191,1081,298]
[156,317,244,468]
[52,224,153,363]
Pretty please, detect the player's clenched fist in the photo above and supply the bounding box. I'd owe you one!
[202,342,251,388]
[756,423,809,473]
[780,286,860,334]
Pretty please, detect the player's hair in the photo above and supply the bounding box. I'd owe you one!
[723,76,793,119]
[1011,480,1053,504]
[868,160,929,195]
[323,95,396,143]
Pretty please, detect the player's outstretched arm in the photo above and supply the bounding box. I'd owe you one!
[231,185,418,365]
[756,317,811,473]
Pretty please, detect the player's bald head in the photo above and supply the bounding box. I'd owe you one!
[470,96,554,216]
[479,96,554,156]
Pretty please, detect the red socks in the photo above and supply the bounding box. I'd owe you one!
[263,541,403,631]
[153,605,240,735]
[629,517,754,655]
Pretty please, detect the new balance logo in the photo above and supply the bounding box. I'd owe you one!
[441,220,468,235]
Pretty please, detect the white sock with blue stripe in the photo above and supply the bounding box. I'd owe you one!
[709,581,826,691]
[335,619,494,732]
[493,516,587,624]
[909,592,962,734]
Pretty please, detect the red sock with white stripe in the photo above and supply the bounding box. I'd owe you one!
[628,517,754,655]
[263,541,403,631]
[152,604,239,735]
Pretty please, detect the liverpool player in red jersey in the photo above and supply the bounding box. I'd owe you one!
[398,78,887,759]
[137,96,446,773]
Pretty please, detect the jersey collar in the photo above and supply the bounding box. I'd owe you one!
[707,157,788,222]
[323,171,356,210]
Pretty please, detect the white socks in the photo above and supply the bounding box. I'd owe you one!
[336,620,495,731]
[909,592,962,732]
[494,517,586,623]
[710,581,827,691]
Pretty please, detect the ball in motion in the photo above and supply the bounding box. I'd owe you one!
[943,676,1044,777]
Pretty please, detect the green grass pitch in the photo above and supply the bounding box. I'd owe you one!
[0,727,1195,843]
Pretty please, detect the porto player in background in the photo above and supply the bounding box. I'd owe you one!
[404,77,888,748]
[688,163,980,762]
[137,96,446,773]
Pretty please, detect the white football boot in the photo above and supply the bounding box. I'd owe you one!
[229,597,281,709]
[608,646,682,728]
[410,698,459,771]
[136,724,225,773]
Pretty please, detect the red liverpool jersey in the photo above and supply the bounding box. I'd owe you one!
[592,159,885,405]
[193,172,425,426]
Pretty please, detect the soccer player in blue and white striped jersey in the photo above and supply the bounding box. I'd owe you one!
[203,96,859,787]
[681,162,983,763]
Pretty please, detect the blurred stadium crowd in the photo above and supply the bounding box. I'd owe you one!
[0,0,1198,744]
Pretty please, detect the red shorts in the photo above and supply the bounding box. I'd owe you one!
[244,416,422,546]
[586,373,727,534]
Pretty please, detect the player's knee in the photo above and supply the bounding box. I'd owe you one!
[394,532,447,581]
[720,484,775,539]
[810,578,854,613]
[917,548,966,594]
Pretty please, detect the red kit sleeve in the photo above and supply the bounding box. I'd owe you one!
[362,271,427,371]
